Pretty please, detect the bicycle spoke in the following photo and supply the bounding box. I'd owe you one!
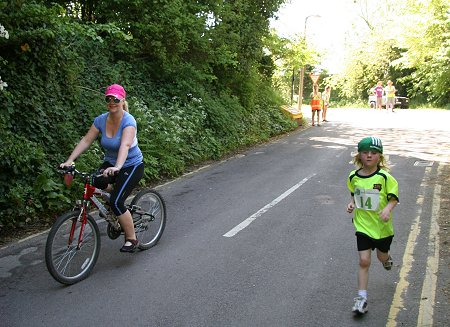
[54,247,76,272]
[59,247,78,276]
[130,189,166,250]
[45,211,100,285]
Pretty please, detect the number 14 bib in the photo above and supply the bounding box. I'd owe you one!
[354,188,380,211]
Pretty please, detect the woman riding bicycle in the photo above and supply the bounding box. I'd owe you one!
[60,84,144,253]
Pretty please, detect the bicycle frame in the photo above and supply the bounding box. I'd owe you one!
[67,181,92,250]
[59,166,162,250]
[69,176,108,250]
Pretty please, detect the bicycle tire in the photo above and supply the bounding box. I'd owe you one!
[130,189,166,250]
[45,210,101,285]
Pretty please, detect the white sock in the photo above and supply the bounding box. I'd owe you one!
[358,290,367,300]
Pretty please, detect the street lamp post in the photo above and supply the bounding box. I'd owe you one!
[297,14,321,110]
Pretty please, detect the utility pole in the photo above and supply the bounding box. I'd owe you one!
[291,68,295,105]
[297,14,321,111]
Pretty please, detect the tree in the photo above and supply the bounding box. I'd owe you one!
[265,30,321,103]
[394,0,450,105]
[328,0,449,106]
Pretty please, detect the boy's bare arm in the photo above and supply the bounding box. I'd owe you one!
[347,196,355,213]
[379,198,398,222]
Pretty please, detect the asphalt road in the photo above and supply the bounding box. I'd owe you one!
[1,108,449,327]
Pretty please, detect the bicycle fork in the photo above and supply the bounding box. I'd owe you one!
[68,206,88,250]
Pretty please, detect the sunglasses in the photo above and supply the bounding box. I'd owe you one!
[105,96,121,104]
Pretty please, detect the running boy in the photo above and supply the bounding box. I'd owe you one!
[346,136,399,315]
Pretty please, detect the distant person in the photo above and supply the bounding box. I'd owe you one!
[322,86,331,122]
[372,81,384,110]
[346,136,399,315]
[310,84,322,126]
[385,80,396,112]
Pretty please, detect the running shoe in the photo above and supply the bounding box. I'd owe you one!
[352,297,368,315]
[383,255,393,270]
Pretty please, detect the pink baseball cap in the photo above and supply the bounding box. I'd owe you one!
[105,84,126,99]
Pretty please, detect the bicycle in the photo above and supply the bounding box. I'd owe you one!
[45,165,166,285]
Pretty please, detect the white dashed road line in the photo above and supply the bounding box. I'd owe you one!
[223,173,316,238]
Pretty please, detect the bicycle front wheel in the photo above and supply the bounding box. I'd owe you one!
[45,210,101,285]
[130,189,166,250]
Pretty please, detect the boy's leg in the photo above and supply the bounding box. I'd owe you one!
[353,249,371,314]
[358,249,371,291]
[377,249,393,270]
[376,249,389,263]
[353,233,374,314]
[376,235,394,270]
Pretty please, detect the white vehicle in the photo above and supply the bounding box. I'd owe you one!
[368,95,409,109]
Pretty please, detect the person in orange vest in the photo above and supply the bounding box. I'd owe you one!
[310,84,322,126]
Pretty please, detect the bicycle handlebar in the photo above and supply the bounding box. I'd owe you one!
[59,165,75,173]
[58,166,97,181]
[58,165,117,181]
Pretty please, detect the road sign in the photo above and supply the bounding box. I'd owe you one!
[310,73,320,84]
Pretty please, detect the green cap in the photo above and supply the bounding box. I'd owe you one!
[358,136,383,153]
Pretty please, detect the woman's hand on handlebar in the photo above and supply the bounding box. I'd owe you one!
[60,161,75,169]
[102,166,120,177]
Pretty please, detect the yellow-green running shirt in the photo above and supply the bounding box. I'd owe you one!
[347,168,399,239]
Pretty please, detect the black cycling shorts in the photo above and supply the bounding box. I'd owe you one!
[92,161,144,216]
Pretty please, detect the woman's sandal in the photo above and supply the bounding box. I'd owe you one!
[120,239,139,253]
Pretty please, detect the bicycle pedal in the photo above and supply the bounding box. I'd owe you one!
[107,223,122,240]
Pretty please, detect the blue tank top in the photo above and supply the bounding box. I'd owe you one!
[93,111,143,168]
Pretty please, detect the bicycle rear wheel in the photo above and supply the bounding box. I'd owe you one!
[45,210,101,285]
[130,189,166,250]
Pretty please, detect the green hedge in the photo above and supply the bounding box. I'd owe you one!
[0,1,296,233]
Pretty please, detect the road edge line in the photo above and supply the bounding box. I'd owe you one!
[386,167,429,326]
[417,164,442,326]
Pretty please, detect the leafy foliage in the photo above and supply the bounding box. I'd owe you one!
[394,0,450,105]
[0,0,296,233]
[327,0,449,106]
[266,30,321,104]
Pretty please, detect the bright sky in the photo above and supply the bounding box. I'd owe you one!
[270,0,361,73]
